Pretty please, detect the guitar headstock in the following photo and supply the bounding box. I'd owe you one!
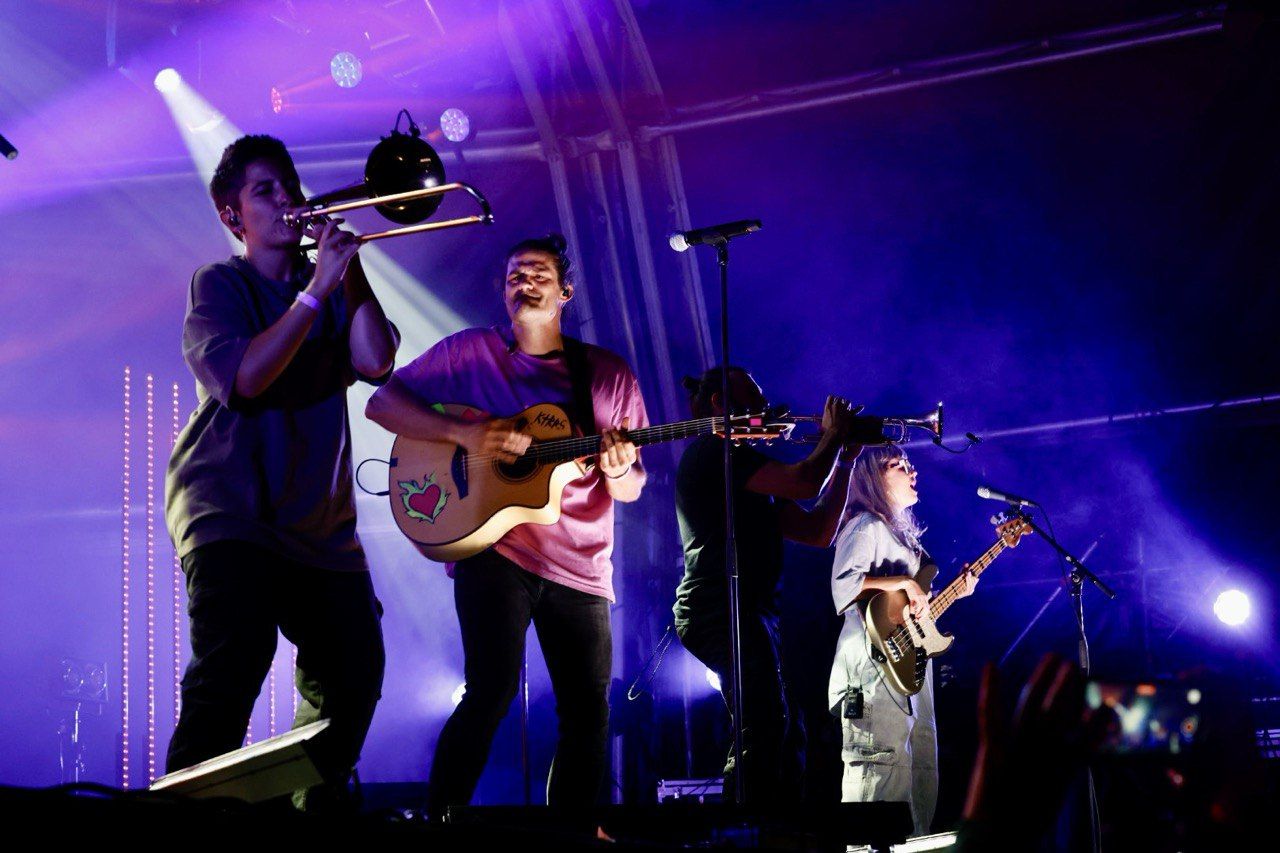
[993,511,1032,547]
[716,408,793,443]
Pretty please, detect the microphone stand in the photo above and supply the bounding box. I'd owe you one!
[1018,508,1115,853]
[715,239,747,805]
[998,539,1100,667]
[678,221,760,805]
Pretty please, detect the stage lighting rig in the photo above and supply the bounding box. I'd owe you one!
[440,107,471,143]
[153,67,182,93]
[330,50,363,88]
[1214,589,1252,626]
[58,657,109,706]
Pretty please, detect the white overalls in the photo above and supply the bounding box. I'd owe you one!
[828,512,938,836]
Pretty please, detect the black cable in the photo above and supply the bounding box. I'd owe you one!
[355,457,391,496]
[627,624,675,701]
[933,432,982,454]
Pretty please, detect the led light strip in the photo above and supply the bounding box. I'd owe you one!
[171,383,183,730]
[268,657,278,738]
[120,367,132,789]
[145,374,156,783]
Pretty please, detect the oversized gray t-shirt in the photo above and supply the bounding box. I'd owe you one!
[165,256,386,572]
[827,511,935,712]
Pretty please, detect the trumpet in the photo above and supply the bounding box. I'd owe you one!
[284,120,493,243]
[785,402,944,445]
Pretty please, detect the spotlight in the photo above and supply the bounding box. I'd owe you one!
[270,86,284,115]
[440,108,471,143]
[705,668,721,693]
[451,682,466,706]
[330,51,363,88]
[154,68,182,93]
[1213,589,1251,626]
[57,658,108,704]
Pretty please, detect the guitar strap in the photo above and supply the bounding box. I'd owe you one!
[561,335,597,437]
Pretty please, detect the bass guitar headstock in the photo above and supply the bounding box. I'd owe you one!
[992,511,1032,548]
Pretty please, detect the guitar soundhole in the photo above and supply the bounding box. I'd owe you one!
[496,456,540,483]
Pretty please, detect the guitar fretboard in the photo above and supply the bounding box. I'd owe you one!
[928,535,1011,622]
[521,416,724,465]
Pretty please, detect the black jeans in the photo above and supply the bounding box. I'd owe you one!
[426,549,612,814]
[678,608,806,806]
[165,540,385,804]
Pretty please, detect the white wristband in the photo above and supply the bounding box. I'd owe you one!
[295,290,321,312]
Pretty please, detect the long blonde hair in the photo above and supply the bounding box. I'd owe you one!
[844,444,924,553]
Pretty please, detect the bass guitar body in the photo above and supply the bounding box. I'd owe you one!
[864,589,955,697]
[388,403,582,562]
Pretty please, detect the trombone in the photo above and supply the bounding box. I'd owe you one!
[284,118,493,243]
[785,402,944,445]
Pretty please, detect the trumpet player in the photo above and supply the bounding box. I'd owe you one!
[672,367,864,805]
[164,134,397,811]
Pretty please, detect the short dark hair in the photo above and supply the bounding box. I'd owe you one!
[209,134,299,213]
[504,233,574,286]
[683,365,748,417]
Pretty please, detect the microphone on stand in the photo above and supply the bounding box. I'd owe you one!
[668,219,762,252]
[976,485,1038,507]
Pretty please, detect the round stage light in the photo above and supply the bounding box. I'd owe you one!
[153,68,182,93]
[1213,589,1251,626]
[330,51,363,88]
[440,108,471,143]
[451,682,467,706]
[705,668,721,693]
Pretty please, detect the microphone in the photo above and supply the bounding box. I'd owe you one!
[0,133,17,161]
[668,219,762,252]
[976,485,1037,507]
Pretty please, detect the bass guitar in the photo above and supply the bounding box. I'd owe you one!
[865,512,1031,696]
[388,402,786,561]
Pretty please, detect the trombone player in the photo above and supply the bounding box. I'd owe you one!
[165,134,396,811]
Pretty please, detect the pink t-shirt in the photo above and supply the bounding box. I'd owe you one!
[393,326,648,601]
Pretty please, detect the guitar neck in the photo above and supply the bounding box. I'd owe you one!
[523,417,723,465]
[928,537,1008,621]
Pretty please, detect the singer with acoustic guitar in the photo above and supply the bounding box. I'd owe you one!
[365,233,647,816]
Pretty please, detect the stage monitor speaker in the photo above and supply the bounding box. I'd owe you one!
[149,719,329,803]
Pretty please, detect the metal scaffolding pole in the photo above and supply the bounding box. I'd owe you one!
[910,391,1280,446]
[581,151,642,371]
[636,5,1226,142]
[609,0,715,370]
[499,1,599,344]
[560,0,683,424]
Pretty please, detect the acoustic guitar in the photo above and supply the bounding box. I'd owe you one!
[388,402,786,562]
